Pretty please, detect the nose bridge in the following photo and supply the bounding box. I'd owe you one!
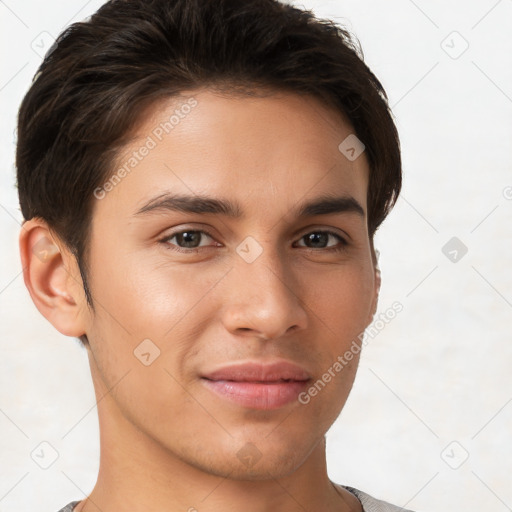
[223,234,308,338]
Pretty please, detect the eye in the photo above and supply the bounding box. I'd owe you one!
[295,230,348,252]
[159,229,217,252]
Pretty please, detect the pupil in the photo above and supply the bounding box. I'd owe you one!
[307,232,327,248]
[178,231,200,248]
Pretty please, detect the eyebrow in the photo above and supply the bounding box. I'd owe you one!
[133,192,365,219]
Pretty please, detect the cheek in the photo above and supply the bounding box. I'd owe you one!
[83,249,231,409]
[306,262,374,339]
[88,239,225,341]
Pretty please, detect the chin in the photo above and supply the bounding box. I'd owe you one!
[187,431,320,481]
[197,452,307,482]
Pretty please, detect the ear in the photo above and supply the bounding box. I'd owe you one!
[19,218,88,338]
[367,247,381,325]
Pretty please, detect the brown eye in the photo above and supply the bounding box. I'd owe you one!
[295,230,348,251]
[171,231,204,248]
[160,229,217,252]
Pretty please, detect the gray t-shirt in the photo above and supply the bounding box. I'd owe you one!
[56,486,414,511]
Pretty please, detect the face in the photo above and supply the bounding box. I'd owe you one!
[79,88,378,480]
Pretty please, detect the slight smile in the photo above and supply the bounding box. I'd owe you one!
[201,360,312,410]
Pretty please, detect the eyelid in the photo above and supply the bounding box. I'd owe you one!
[295,224,350,242]
[294,230,347,246]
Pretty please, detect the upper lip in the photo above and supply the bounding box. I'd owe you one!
[201,360,312,382]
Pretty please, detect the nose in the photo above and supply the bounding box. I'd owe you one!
[220,243,309,341]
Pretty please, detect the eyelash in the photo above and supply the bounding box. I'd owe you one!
[158,228,348,254]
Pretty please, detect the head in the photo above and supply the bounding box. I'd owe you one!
[17,0,400,482]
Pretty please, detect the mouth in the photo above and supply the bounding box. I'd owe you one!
[200,360,312,410]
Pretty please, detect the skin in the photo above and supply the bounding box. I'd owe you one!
[20,88,381,512]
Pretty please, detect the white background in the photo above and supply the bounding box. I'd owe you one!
[1,1,511,510]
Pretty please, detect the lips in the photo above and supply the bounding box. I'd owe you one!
[201,361,311,383]
[200,361,311,410]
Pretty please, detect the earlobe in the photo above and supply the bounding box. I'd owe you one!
[19,219,87,337]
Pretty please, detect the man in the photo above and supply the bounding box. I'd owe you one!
[17,0,411,510]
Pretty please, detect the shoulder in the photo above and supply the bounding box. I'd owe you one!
[340,485,416,512]
[56,501,81,512]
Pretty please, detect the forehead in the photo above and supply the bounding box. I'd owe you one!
[92,88,370,224]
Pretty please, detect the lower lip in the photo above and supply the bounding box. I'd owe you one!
[201,379,310,410]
